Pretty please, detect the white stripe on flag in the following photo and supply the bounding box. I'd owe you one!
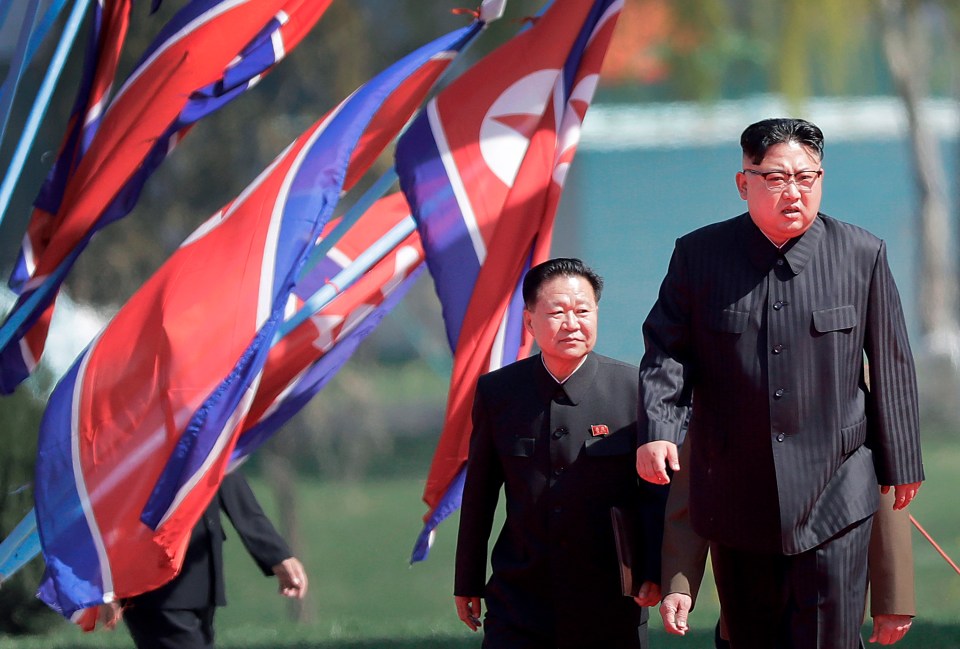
[69,340,114,598]
[426,99,487,264]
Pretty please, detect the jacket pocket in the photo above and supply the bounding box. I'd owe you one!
[840,419,867,455]
[812,305,858,333]
[584,431,634,457]
[510,437,536,457]
[707,309,749,334]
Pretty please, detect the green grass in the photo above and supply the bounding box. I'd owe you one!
[3,439,960,648]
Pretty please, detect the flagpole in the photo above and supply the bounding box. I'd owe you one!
[0,509,40,583]
[0,0,91,229]
[292,0,504,285]
[0,0,14,30]
[0,244,83,349]
[26,0,73,62]
[297,166,398,280]
[275,212,416,344]
[0,0,42,145]
[0,0,71,145]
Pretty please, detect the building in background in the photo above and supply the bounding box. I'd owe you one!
[554,96,959,363]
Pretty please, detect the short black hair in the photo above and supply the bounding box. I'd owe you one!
[740,118,824,164]
[522,258,603,309]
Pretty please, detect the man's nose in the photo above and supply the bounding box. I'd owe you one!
[561,312,579,328]
[781,179,802,198]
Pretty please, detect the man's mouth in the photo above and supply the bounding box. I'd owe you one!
[781,207,802,218]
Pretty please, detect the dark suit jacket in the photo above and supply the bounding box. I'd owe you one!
[455,352,667,645]
[639,213,924,554]
[128,472,291,610]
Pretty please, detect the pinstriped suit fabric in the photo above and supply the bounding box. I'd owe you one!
[709,517,872,649]
[638,213,924,555]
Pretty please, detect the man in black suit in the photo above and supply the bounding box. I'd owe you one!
[100,471,307,649]
[635,118,924,649]
[455,258,668,649]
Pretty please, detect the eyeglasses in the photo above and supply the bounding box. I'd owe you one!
[743,169,823,192]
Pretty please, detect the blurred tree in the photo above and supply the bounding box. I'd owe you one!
[878,0,959,363]
[617,0,959,362]
[599,0,672,85]
[0,388,57,634]
[261,439,312,624]
[603,0,957,103]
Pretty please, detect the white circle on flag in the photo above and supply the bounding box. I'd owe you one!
[479,69,560,187]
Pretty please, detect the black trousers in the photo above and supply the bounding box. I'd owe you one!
[710,516,873,649]
[124,605,216,649]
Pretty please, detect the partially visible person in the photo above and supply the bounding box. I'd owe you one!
[636,117,924,648]
[455,258,668,649]
[100,471,307,649]
[659,441,915,647]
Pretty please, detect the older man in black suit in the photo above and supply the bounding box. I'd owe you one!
[635,118,924,649]
[455,258,668,649]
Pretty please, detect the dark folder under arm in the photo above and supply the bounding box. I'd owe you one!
[610,505,640,597]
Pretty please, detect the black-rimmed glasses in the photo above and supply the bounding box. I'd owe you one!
[743,169,823,192]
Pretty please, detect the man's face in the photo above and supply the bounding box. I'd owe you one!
[523,274,598,371]
[736,141,823,245]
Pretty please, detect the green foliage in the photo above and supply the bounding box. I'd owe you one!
[0,389,57,634]
[612,0,957,105]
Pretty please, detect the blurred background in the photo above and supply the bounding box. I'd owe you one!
[0,0,957,646]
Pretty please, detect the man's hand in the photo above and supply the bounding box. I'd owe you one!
[636,441,680,484]
[869,614,912,644]
[633,580,661,607]
[659,592,692,635]
[455,595,483,631]
[880,482,921,510]
[96,602,122,630]
[272,557,308,599]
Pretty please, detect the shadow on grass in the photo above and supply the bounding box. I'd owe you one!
[219,629,719,649]
[216,623,960,649]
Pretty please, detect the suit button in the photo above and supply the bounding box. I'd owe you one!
[772,344,784,354]
[774,388,785,398]
[776,259,785,266]
[553,467,564,477]
[776,432,785,442]
[773,301,786,310]
[552,427,567,440]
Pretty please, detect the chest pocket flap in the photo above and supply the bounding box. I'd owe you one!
[707,309,749,334]
[584,431,634,456]
[812,305,858,333]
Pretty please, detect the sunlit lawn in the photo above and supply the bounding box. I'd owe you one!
[2,438,959,648]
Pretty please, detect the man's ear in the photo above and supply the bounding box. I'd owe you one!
[522,309,534,337]
[735,171,748,199]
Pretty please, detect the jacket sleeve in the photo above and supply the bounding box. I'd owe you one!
[660,441,708,605]
[219,471,292,576]
[868,489,916,617]
[863,241,924,486]
[638,241,694,446]
[454,378,504,597]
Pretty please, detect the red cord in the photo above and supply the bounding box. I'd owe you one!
[910,514,960,576]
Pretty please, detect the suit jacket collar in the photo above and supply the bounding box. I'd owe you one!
[534,352,598,406]
[739,212,825,275]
